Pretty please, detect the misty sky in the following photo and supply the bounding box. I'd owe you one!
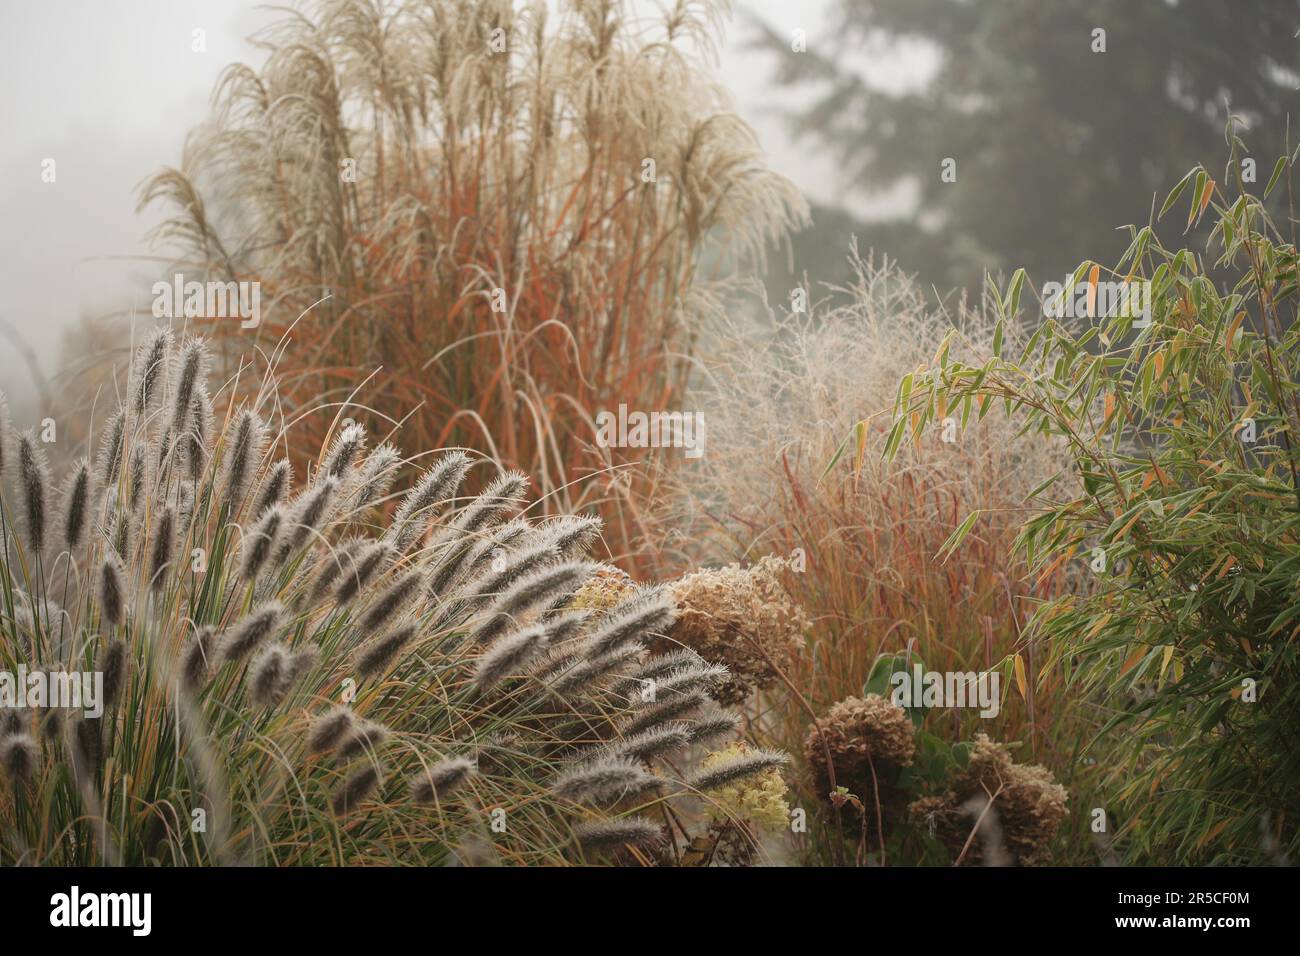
[0,0,863,415]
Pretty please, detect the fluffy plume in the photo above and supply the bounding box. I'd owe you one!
[133,328,172,415]
[334,540,394,605]
[450,471,529,537]
[180,625,217,690]
[322,422,366,479]
[602,723,692,763]
[338,719,390,760]
[98,639,129,709]
[241,506,284,580]
[182,388,213,481]
[411,757,475,804]
[0,734,39,782]
[360,570,424,631]
[254,459,292,517]
[613,649,707,698]
[387,451,471,552]
[355,623,418,678]
[474,624,549,693]
[61,459,91,551]
[331,764,381,815]
[219,602,284,661]
[552,756,662,805]
[274,476,340,562]
[620,690,707,738]
[221,410,265,512]
[687,707,741,746]
[171,337,208,433]
[583,589,676,658]
[687,749,788,793]
[99,553,126,628]
[149,506,176,591]
[248,644,290,707]
[472,561,597,645]
[16,432,47,554]
[536,514,603,557]
[95,409,126,487]
[308,706,355,754]
[353,443,401,511]
[574,818,663,852]
[548,644,643,696]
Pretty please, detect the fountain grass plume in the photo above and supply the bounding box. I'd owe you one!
[0,332,782,866]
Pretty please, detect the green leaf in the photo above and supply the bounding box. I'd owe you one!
[1264,155,1288,199]
[937,510,983,562]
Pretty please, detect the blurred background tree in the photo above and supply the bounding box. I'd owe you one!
[756,0,1299,294]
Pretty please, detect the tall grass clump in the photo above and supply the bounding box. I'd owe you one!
[654,248,1084,864]
[889,129,1300,864]
[0,332,782,866]
[137,0,807,571]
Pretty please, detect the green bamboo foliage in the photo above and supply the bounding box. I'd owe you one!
[0,334,771,865]
[886,127,1300,864]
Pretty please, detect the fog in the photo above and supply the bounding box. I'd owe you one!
[0,0,854,416]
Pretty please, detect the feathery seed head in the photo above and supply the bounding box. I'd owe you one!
[584,589,675,658]
[331,764,381,815]
[17,432,48,554]
[248,643,291,707]
[355,623,418,678]
[219,601,284,662]
[334,539,394,605]
[133,328,172,415]
[98,639,128,709]
[308,705,355,753]
[242,505,284,580]
[171,337,209,433]
[180,625,217,690]
[573,818,663,853]
[323,421,367,479]
[352,442,401,511]
[254,458,292,517]
[411,757,475,804]
[472,560,597,645]
[552,756,661,805]
[221,410,265,512]
[604,722,692,763]
[687,748,788,793]
[619,690,707,737]
[149,506,176,591]
[99,553,126,628]
[0,733,39,782]
[95,408,126,487]
[388,450,472,552]
[473,624,549,693]
[61,459,91,551]
[687,706,741,746]
[338,719,390,760]
[360,570,425,631]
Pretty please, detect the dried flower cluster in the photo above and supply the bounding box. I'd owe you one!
[664,555,809,704]
[0,333,783,866]
[569,566,640,614]
[909,734,1068,866]
[803,694,916,830]
[699,741,791,833]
